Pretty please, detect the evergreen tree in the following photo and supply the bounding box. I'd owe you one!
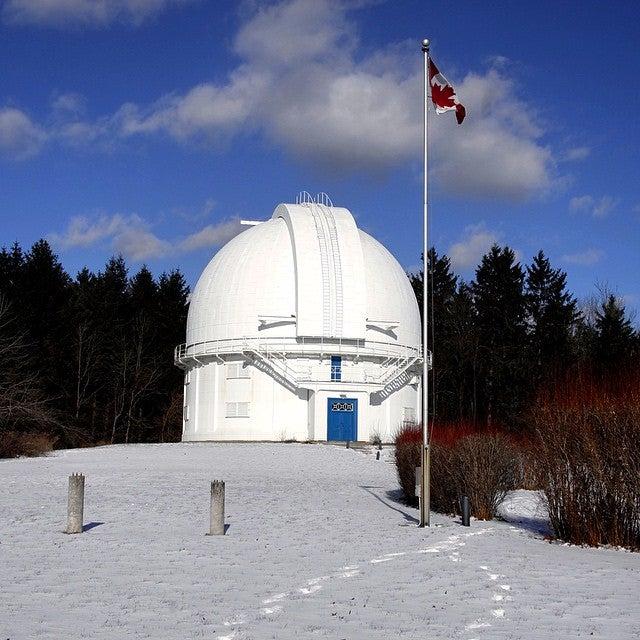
[447,283,481,424]
[128,266,158,318]
[472,245,528,427]
[409,249,458,421]
[20,241,72,402]
[525,251,578,379]
[0,242,25,300]
[593,294,636,373]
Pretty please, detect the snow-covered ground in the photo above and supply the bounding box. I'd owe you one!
[1,443,638,639]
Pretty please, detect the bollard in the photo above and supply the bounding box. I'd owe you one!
[376,450,380,460]
[346,440,350,449]
[207,480,225,536]
[461,495,471,527]
[65,473,85,534]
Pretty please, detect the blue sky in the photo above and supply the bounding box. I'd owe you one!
[1,0,638,316]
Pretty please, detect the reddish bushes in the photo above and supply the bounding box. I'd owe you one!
[394,423,517,520]
[0,431,56,458]
[531,372,640,550]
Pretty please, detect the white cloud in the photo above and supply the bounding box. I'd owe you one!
[569,195,594,212]
[1,0,570,200]
[592,196,618,218]
[561,248,604,266]
[49,210,243,261]
[51,92,86,116]
[564,146,590,161]
[109,0,557,200]
[0,107,47,160]
[2,0,194,27]
[569,194,617,218]
[178,220,243,252]
[447,224,501,270]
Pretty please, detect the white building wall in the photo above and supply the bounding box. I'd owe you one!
[180,201,422,443]
[183,360,419,443]
[183,360,309,441]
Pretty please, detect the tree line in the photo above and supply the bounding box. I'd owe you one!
[0,240,188,451]
[411,246,638,429]
[1,238,638,454]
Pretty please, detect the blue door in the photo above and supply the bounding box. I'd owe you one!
[327,398,358,441]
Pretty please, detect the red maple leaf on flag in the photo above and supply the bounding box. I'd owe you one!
[429,59,466,124]
[431,81,457,109]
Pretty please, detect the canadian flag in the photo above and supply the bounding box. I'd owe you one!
[429,59,466,124]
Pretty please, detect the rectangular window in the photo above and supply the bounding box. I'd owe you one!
[331,356,342,382]
[226,363,251,379]
[226,402,250,418]
[403,407,416,424]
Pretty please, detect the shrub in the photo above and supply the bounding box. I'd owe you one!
[394,423,517,519]
[531,373,640,550]
[0,431,56,458]
[394,424,421,504]
[452,433,518,520]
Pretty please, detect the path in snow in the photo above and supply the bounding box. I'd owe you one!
[1,443,638,639]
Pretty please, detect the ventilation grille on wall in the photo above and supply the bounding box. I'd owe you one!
[226,402,250,418]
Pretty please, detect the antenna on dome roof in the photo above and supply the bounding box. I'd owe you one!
[316,192,333,207]
[295,191,314,206]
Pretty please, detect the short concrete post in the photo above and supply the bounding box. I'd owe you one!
[208,480,225,536]
[65,473,85,534]
[461,495,471,527]
[376,450,380,460]
[346,440,350,449]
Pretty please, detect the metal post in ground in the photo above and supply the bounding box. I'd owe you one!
[65,473,85,534]
[207,480,225,536]
[461,495,471,527]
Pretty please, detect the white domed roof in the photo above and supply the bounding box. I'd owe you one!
[186,202,420,350]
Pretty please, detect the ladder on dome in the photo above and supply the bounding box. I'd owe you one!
[317,201,344,337]
[309,204,332,336]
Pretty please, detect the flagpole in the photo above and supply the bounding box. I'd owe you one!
[420,38,431,528]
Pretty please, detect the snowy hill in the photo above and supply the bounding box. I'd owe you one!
[1,443,638,639]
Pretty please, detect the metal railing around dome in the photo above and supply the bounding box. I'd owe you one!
[174,336,422,366]
[175,336,427,391]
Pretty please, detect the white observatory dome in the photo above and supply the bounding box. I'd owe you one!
[176,195,422,442]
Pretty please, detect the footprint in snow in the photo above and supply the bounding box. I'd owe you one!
[261,593,288,604]
[260,605,283,616]
[465,620,491,630]
[223,614,246,626]
[299,584,322,595]
[339,569,360,578]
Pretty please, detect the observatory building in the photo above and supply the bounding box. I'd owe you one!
[175,193,422,442]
